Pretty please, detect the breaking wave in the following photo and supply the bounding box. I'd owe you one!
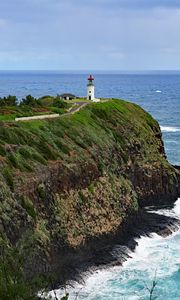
[50,199,180,300]
[161,126,180,133]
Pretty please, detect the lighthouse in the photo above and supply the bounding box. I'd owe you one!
[87,75,95,101]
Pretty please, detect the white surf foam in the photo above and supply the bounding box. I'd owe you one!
[173,197,180,216]
[155,90,162,93]
[160,126,180,133]
[49,199,180,299]
[148,198,180,218]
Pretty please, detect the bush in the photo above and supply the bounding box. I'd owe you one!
[20,95,42,107]
[79,190,86,205]
[0,144,6,156]
[53,98,68,109]
[88,184,94,193]
[37,184,46,200]
[21,196,37,221]
[37,141,58,160]
[31,152,47,165]
[7,152,34,172]
[19,146,46,166]
[55,139,70,154]
[2,167,14,191]
[0,95,18,107]
[19,146,32,159]
[0,236,69,300]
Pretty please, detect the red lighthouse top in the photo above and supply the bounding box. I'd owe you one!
[88,75,94,81]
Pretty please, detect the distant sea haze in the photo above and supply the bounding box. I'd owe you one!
[0,71,179,165]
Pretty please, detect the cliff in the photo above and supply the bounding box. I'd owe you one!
[0,99,179,281]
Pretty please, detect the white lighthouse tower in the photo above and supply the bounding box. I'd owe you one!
[87,75,95,101]
[86,75,100,102]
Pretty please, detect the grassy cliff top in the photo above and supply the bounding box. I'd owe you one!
[0,98,166,192]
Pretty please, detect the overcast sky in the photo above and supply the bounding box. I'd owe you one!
[0,0,180,70]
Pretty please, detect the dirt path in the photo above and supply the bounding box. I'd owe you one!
[64,102,89,115]
[15,102,90,122]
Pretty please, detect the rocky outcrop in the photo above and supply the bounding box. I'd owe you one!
[0,99,179,283]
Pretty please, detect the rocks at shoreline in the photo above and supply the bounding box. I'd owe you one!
[0,99,179,287]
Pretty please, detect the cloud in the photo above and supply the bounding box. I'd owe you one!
[0,0,180,70]
[73,0,180,9]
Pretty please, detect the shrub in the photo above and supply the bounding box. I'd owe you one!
[8,153,21,169]
[20,196,37,221]
[53,98,68,109]
[79,191,86,205]
[37,141,58,160]
[0,237,69,300]
[55,139,70,154]
[31,152,47,165]
[37,184,46,200]
[50,107,65,114]
[88,184,94,193]
[7,152,34,172]
[0,95,18,106]
[20,95,41,107]
[2,167,14,191]
[0,144,6,156]
[19,146,32,159]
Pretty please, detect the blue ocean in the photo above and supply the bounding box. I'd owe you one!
[0,71,180,299]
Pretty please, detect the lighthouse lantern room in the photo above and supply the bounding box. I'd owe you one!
[87,75,95,101]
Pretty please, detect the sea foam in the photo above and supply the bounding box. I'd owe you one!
[160,126,180,133]
[50,199,180,300]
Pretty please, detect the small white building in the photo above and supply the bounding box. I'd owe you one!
[87,75,100,102]
[59,93,76,101]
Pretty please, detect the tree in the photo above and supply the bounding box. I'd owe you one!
[0,95,18,107]
[20,95,41,107]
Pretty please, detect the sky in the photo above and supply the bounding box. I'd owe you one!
[0,0,180,70]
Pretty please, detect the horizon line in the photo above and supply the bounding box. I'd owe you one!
[1,69,180,73]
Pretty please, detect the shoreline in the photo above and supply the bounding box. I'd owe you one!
[51,200,180,290]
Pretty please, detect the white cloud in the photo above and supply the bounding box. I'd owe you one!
[0,0,180,69]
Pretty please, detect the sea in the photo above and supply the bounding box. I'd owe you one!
[0,71,180,299]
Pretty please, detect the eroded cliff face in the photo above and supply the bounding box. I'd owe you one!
[0,99,179,277]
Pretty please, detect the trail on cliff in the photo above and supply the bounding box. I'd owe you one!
[0,99,179,285]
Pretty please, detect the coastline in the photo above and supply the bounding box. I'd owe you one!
[50,199,180,289]
[0,98,179,297]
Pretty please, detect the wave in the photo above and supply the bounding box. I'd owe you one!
[149,198,180,218]
[49,198,180,299]
[155,90,162,93]
[160,126,180,133]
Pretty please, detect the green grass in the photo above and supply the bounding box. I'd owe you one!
[0,97,176,290]
[0,99,163,178]
[0,95,177,300]
[0,97,101,122]
[0,100,71,122]
[2,167,14,191]
[20,196,37,221]
[0,114,17,121]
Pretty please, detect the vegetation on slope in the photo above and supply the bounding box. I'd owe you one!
[0,98,179,294]
[0,98,161,173]
[0,98,177,242]
[0,94,71,121]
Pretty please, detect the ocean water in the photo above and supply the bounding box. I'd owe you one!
[0,71,179,164]
[0,71,180,299]
[53,199,180,300]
